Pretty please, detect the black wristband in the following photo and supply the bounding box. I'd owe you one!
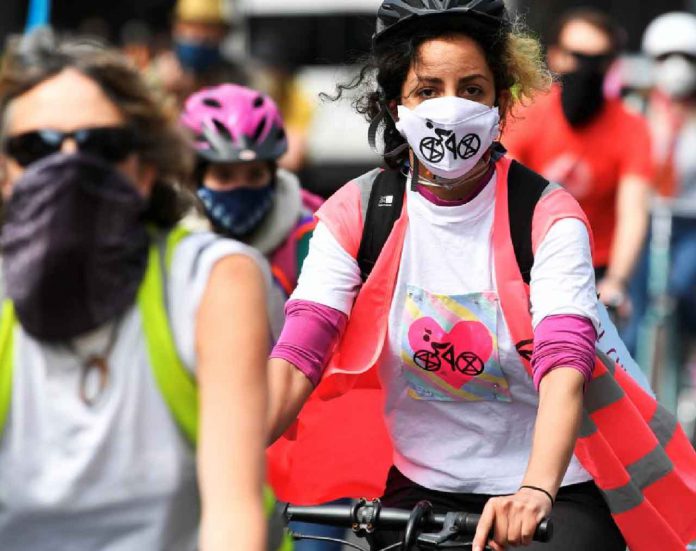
[519,485,555,506]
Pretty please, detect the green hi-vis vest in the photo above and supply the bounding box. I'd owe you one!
[0,226,292,551]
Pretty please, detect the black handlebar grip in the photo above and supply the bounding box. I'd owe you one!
[285,504,553,543]
[284,504,354,526]
[534,518,553,543]
[457,514,553,542]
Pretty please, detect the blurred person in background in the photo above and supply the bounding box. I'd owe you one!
[623,13,696,417]
[76,16,111,42]
[181,83,322,308]
[0,30,270,551]
[149,0,246,105]
[505,8,654,316]
[249,30,316,173]
[254,66,314,174]
[181,82,339,550]
[643,13,696,202]
[120,19,155,71]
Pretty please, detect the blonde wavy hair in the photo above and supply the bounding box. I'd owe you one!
[500,24,553,111]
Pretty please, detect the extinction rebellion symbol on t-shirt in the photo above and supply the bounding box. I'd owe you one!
[402,286,511,403]
[419,123,481,163]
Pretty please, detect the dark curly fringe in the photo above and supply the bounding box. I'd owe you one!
[320,19,512,169]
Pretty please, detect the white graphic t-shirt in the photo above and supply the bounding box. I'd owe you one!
[381,176,596,492]
[294,170,598,494]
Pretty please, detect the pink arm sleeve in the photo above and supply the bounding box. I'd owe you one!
[270,299,348,387]
[531,314,596,391]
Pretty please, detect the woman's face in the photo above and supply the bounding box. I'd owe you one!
[400,34,497,109]
[202,161,273,191]
[1,68,155,199]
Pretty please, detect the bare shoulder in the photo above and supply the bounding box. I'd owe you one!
[205,253,265,293]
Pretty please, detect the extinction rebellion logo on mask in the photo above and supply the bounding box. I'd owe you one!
[419,121,481,163]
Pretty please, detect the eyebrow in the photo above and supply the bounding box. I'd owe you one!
[413,74,491,84]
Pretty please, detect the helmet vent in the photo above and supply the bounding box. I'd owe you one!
[211,118,233,142]
[276,128,286,142]
[253,95,265,108]
[202,98,222,108]
[251,117,267,143]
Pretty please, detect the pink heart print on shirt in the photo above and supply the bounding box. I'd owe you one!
[407,317,494,389]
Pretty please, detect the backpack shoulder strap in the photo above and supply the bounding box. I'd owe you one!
[139,226,199,447]
[356,169,406,282]
[507,160,553,285]
[0,301,16,438]
[354,161,554,286]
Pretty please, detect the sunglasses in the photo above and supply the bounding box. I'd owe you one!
[3,126,138,168]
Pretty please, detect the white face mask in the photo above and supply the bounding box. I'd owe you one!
[654,55,696,99]
[395,96,500,180]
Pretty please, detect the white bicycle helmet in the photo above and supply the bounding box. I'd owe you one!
[642,12,696,58]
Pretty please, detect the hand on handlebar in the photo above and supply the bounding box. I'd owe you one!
[472,488,552,551]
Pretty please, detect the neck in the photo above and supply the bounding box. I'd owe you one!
[417,155,493,202]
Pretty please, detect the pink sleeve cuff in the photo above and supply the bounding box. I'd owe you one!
[270,300,348,387]
[531,314,596,391]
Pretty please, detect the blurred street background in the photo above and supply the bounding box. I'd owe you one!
[1,0,694,196]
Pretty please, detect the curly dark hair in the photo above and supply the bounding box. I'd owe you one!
[328,17,551,169]
[0,29,194,227]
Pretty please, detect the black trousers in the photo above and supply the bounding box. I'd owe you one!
[368,467,626,550]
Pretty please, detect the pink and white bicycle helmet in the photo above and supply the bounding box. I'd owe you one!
[181,83,288,163]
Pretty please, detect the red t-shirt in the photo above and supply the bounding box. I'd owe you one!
[503,85,654,267]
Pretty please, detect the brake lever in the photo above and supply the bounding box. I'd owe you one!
[417,511,551,549]
[416,512,461,548]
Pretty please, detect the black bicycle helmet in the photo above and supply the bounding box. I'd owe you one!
[374,0,510,47]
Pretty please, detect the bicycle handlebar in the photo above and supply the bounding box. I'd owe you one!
[284,501,553,543]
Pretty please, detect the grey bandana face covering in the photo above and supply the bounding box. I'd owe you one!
[1,153,150,341]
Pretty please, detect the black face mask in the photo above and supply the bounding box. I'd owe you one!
[560,54,611,127]
[1,153,150,341]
